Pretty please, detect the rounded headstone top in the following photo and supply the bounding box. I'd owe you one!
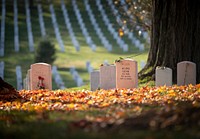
[156,66,172,71]
[92,70,100,73]
[101,64,115,67]
[31,63,51,68]
[177,61,196,66]
[33,62,50,65]
[115,58,137,64]
[124,58,137,61]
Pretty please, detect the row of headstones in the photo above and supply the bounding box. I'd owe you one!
[61,0,80,52]
[52,66,66,89]
[90,60,197,91]
[96,0,128,52]
[1,0,147,57]
[0,61,4,79]
[90,59,138,91]
[72,0,96,52]
[87,59,145,74]
[2,0,38,54]
[12,60,196,91]
[84,0,112,52]
[106,0,145,51]
[0,0,6,57]
[25,0,34,52]
[0,59,143,89]
[156,61,196,86]
[70,66,84,87]
[120,0,134,20]
[23,62,86,90]
[49,3,65,52]
[37,0,46,37]
[14,0,20,52]
[2,0,146,55]
[21,63,84,90]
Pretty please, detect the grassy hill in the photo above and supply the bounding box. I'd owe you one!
[0,0,149,89]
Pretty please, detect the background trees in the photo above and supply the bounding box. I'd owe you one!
[34,39,56,65]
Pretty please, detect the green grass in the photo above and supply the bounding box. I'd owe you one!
[0,0,149,89]
[0,109,199,139]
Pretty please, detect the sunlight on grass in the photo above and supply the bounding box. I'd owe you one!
[0,0,149,89]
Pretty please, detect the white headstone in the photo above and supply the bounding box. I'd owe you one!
[88,66,93,73]
[52,66,66,89]
[70,66,75,74]
[100,65,116,90]
[23,78,27,90]
[30,63,52,90]
[25,0,34,52]
[155,67,172,86]
[0,61,4,79]
[16,65,23,90]
[0,0,6,57]
[116,59,138,89]
[27,69,30,90]
[90,70,100,91]
[77,77,83,87]
[177,61,196,86]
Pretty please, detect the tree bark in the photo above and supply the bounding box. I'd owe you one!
[139,0,200,83]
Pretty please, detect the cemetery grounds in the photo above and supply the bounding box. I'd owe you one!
[0,0,199,139]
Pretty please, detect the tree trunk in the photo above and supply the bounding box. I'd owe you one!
[139,0,200,83]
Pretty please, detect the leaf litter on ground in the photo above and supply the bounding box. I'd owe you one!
[0,84,200,131]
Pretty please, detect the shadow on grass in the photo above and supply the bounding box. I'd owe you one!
[0,109,199,139]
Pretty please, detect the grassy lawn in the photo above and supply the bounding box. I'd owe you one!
[0,0,149,90]
[0,110,199,139]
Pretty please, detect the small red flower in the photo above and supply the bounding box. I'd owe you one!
[37,76,45,89]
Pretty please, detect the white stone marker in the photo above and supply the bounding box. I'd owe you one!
[115,59,138,89]
[100,65,116,90]
[14,0,20,52]
[0,0,6,57]
[27,69,30,90]
[23,78,27,90]
[0,61,4,79]
[25,0,34,52]
[90,70,100,91]
[16,65,23,90]
[155,67,172,86]
[30,63,52,90]
[177,61,196,86]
